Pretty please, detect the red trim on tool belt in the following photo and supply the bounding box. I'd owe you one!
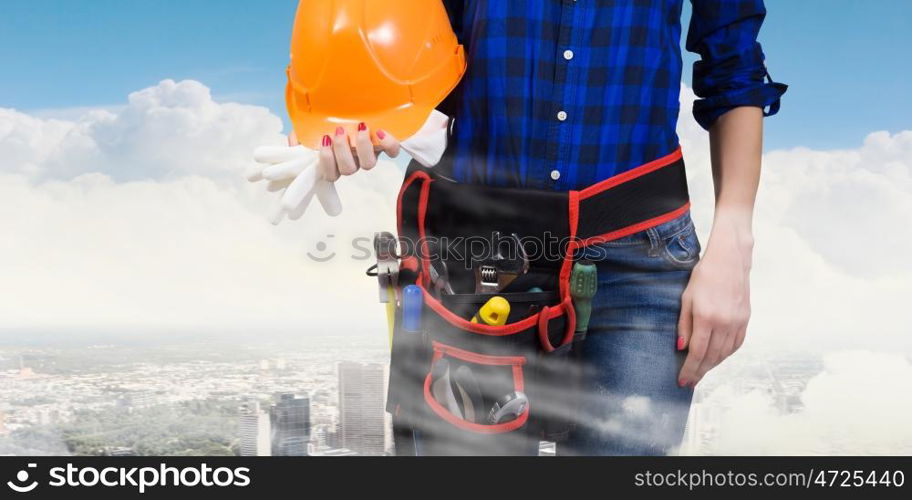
[399,148,687,334]
[560,190,581,301]
[423,342,530,434]
[421,286,567,336]
[564,295,576,344]
[537,296,577,353]
[537,306,553,351]
[417,176,433,289]
[579,202,691,247]
[542,188,579,351]
[578,146,683,200]
[431,341,527,366]
[396,170,435,289]
[396,171,429,238]
[400,256,419,272]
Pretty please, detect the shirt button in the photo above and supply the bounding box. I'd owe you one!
[550,170,561,181]
[556,110,568,121]
[563,49,574,61]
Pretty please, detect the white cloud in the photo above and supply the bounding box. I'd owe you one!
[1,79,909,346]
[769,132,912,276]
[1,79,910,453]
[0,79,283,181]
[677,86,912,354]
[674,86,912,453]
[0,79,403,334]
[688,350,912,455]
[0,169,404,333]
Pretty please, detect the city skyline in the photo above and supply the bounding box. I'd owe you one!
[338,362,387,456]
[0,336,391,456]
[2,337,907,456]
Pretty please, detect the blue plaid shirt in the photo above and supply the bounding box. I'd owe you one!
[442,0,787,190]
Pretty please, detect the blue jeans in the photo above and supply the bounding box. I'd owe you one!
[411,211,700,456]
[561,211,701,455]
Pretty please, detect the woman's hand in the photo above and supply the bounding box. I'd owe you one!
[246,123,401,223]
[676,211,754,388]
[289,123,401,181]
[677,106,763,388]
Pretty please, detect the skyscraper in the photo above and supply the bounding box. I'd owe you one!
[238,400,271,457]
[270,393,310,456]
[338,362,386,455]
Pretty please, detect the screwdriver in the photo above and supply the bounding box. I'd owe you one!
[570,260,598,335]
[471,296,511,326]
[402,285,423,333]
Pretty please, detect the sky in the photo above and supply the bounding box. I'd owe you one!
[1,2,911,454]
[1,0,911,151]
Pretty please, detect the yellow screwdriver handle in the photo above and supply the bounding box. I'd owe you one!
[471,296,511,326]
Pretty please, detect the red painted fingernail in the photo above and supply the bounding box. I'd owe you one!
[335,126,345,136]
[376,129,386,140]
[678,378,687,388]
[322,135,332,147]
[358,122,367,132]
[676,336,686,351]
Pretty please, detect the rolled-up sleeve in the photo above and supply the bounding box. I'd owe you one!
[687,0,788,130]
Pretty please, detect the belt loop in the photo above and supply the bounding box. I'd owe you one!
[646,227,662,257]
[537,306,554,353]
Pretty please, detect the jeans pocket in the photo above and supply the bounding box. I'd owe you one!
[662,226,701,268]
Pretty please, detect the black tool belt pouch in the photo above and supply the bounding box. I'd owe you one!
[386,148,690,455]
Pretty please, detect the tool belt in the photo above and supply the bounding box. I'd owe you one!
[383,147,689,455]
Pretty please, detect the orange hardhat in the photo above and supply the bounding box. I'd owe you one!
[285,0,466,147]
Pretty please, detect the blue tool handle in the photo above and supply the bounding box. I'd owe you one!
[402,285,423,333]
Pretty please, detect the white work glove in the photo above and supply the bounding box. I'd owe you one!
[401,109,450,167]
[247,110,450,224]
[246,146,341,224]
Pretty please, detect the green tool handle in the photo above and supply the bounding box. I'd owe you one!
[570,260,598,334]
[574,300,593,334]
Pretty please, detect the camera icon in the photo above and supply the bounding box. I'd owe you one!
[6,463,38,493]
